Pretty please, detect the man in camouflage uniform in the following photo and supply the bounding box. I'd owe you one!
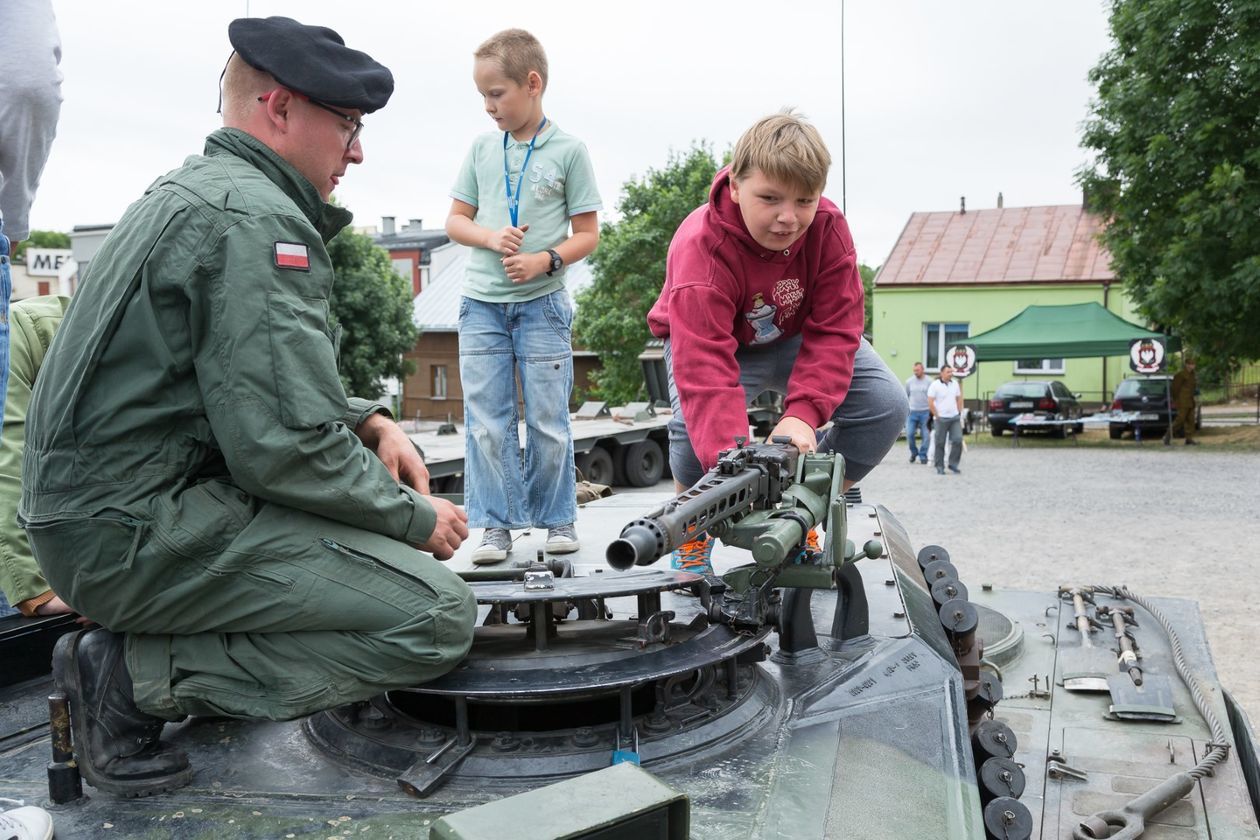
[22,18,475,796]
[1171,357,1199,445]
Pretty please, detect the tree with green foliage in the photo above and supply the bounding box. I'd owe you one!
[859,263,877,334]
[574,145,720,404]
[12,230,70,263]
[1079,0,1260,376]
[327,228,417,400]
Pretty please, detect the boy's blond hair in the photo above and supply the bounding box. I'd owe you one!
[475,29,548,92]
[730,110,831,194]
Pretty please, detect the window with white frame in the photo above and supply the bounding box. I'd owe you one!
[431,365,448,399]
[1013,358,1065,374]
[923,322,970,371]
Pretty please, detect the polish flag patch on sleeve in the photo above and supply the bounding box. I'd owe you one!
[274,241,311,270]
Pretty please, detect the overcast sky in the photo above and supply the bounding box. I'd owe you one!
[32,0,1113,267]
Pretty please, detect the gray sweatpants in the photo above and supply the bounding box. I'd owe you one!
[933,415,963,470]
[665,336,908,487]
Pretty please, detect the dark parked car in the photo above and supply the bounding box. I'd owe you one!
[1108,375,1201,440]
[987,380,1083,437]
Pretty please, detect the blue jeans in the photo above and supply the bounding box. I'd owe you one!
[0,220,13,617]
[458,290,576,530]
[906,409,930,459]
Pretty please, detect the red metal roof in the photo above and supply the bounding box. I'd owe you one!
[876,204,1114,287]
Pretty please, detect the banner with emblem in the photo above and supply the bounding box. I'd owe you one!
[1128,337,1166,373]
[945,344,977,378]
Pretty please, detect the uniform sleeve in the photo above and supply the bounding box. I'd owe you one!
[449,140,481,208]
[193,216,436,546]
[667,279,750,472]
[563,142,602,216]
[781,231,865,430]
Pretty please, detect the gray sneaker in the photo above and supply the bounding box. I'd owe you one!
[472,528,512,565]
[545,523,580,554]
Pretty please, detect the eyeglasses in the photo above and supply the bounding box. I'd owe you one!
[257,89,364,151]
[306,98,365,150]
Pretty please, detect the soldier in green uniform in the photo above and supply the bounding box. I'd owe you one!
[1171,357,1199,445]
[21,18,476,797]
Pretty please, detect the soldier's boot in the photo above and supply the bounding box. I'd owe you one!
[52,629,193,797]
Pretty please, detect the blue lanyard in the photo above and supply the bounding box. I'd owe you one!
[503,117,547,228]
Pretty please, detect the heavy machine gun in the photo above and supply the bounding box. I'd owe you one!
[606,439,881,644]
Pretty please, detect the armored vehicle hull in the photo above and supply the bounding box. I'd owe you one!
[2,492,1258,838]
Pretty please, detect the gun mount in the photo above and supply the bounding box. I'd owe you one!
[606,440,878,586]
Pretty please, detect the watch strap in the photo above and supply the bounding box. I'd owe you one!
[546,248,563,276]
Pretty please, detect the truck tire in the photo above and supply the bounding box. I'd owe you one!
[576,446,614,486]
[622,439,665,487]
[1109,425,1123,440]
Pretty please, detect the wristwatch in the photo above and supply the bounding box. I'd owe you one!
[545,249,563,276]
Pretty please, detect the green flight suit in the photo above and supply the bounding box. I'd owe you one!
[19,129,476,721]
[0,295,70,615]
[1171,368,1197,442]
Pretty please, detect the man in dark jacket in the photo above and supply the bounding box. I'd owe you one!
[1171,357,1199,445]
[22,18,475,796]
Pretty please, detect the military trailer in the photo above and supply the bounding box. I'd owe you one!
[2,443,1258,838]
[409,402,672,493]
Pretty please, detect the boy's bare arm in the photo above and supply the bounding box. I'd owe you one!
[501,211,600,284]
[554,211,600,265]
[445,199,529,255]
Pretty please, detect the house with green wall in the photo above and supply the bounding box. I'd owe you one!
[872,202,1145,410]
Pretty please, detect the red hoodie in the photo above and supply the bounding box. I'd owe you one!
[646,166,864,471]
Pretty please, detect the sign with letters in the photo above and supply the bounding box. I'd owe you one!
[1128,338,1166,373]
[24,248,73,277]
[945,344,977,378]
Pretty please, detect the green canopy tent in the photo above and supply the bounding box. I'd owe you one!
[963,302,1181,436]
[967,302,1179,361]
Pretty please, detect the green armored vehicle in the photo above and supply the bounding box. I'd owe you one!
[2,442,1258,838]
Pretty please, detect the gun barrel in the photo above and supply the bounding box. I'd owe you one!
[606,522,666,570]
[605,442,801,572]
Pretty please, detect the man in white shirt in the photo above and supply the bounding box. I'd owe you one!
[927,365,964,475]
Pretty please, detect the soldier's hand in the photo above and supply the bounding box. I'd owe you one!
[768,415,817,455]
[357,412,431,493]
[418,496,469,561]
[486,223,529,256]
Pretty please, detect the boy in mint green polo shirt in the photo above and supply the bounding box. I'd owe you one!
[446,28,601,564]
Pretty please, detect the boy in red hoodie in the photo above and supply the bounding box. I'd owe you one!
[646,111,907,573]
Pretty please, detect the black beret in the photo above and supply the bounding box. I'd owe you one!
[228,16,393,113]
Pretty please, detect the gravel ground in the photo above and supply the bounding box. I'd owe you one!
[857,438,1260,722]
